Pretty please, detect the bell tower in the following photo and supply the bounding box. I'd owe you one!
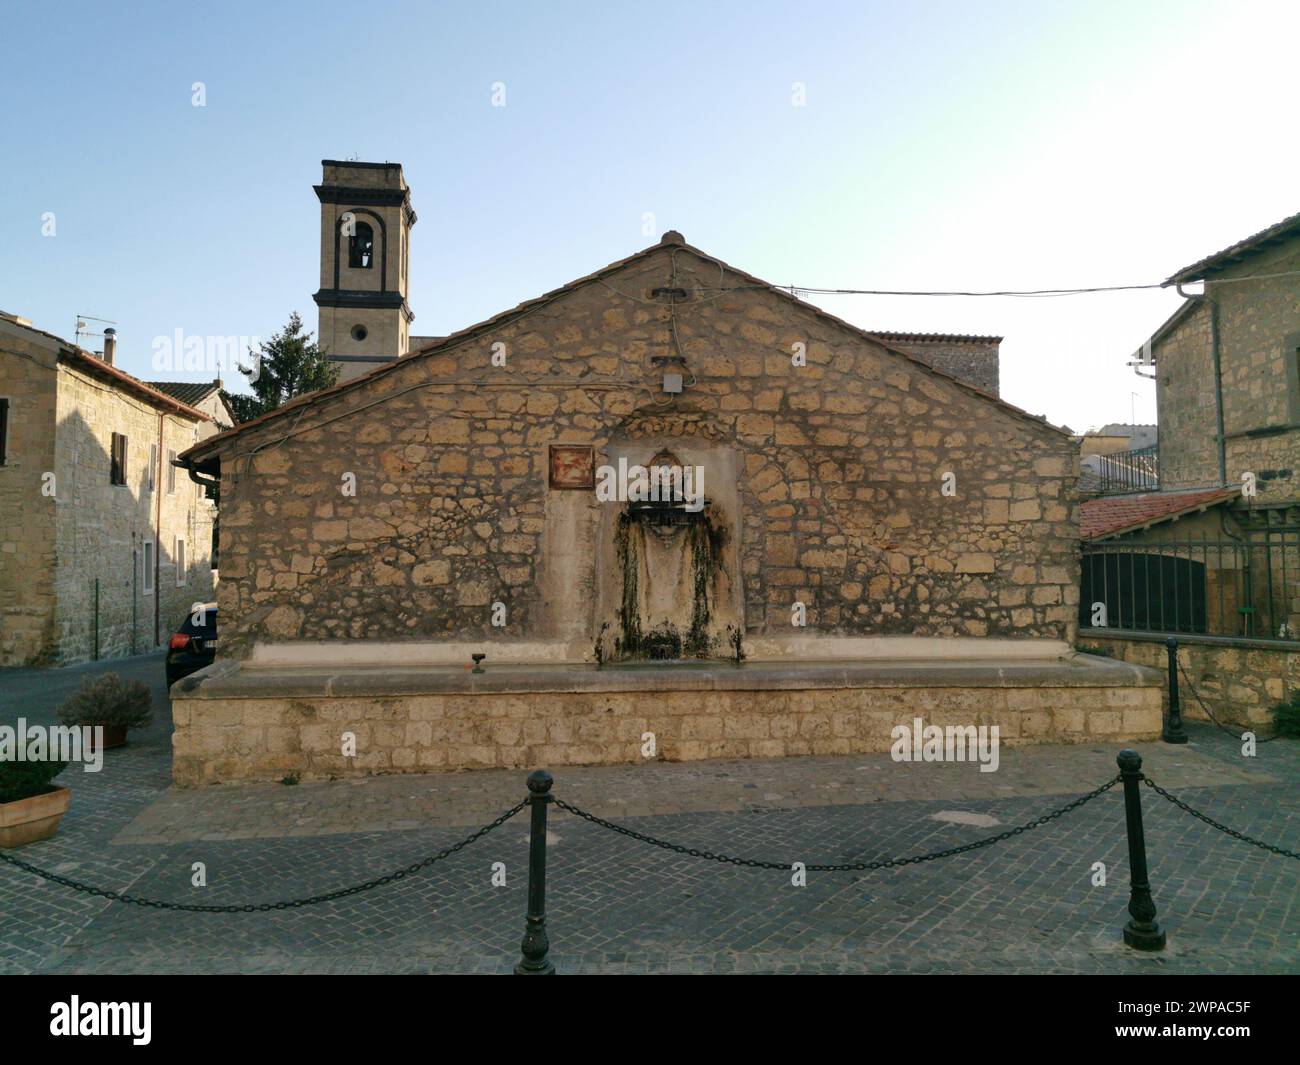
[312,160,416,382]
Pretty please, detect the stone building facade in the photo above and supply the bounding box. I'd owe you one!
[172,160,1175,787]
[1077,213,1300,716]
[186,231,1080,663]
[1152,211,1300,500]
[876,333,1001,397]
[0,312,220,665]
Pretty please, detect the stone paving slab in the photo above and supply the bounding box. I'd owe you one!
[1,649,1296,976]
[114,734,1273,844]
[18,765,1300,975]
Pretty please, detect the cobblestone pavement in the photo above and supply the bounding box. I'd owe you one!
[1,657,1297,973]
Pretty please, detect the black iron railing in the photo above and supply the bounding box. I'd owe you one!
[1081,531,1300,641]
[1096,446,1159,494]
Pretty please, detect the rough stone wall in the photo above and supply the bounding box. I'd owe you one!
[50,362,218,663]
[1154,300,1217,489]
[881,337,1000,396]
[1082,631,1295,727]
[1216,244,1300,502]
[172,681,1162,785]
[0,325,58,665]
[1156,240,1300,500]
[206,244,1081,660]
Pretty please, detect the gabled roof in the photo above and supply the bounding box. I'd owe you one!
[870,332,1002,344]
[182,232,1070,464]
[1096,423,1155,435]
[150,381,222,406]
[1080,487,1240,541]
[1166,209,1300,284]
[0,314,210,421]
[60,351,212,421]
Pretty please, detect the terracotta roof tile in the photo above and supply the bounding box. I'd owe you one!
[150,381,222,406]
[1080,487,1239,541]
[868,332,1002,344]
[1166,209,1300,284]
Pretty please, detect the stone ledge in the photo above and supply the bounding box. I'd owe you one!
[174,653,1161,701]
[1084,629,1300,653]
[242,636,1077,668]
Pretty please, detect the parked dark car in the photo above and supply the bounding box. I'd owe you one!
[166,604,218,687]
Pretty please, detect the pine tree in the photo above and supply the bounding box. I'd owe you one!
[221,313,338,423]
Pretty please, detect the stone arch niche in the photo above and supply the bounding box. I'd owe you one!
[593,422,743,661]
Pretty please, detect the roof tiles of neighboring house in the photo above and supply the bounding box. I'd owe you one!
[868,332,1002,343]
[1166,209,1300,284]
[1,313,211,421]
[1080,487,1240,541]
[59,348,209,421]
[149,381,223,407]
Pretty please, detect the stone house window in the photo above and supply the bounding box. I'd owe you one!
[348,221,374,269]
[0,397,9,465]
[147,443,157,492]
[110,432,128,486]
[175,537,186,586]
[142,540,154,594]
[167,449,178,494]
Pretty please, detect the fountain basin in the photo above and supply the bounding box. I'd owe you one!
[170,650,1163,786]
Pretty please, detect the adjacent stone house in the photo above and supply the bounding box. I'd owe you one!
[0,312,221,665]
[1149,210,1300,499]
[1080,211,1300,723]
[876,332,1001,397]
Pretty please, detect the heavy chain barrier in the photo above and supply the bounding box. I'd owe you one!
[553,776,1121,871]
[1143,777,1300,860]
[1178,661,1283,743]
[4,758,1298,975]
[0,799,526,912]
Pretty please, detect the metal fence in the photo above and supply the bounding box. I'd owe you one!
[1096,446,1159,495]
[1080,531,1300,641]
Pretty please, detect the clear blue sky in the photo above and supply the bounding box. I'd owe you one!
[3,0,1297,431]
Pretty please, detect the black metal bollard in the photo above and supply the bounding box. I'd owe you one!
[514,770,556,975]
[1117,750,1166,951]
[1162,637,1188,744]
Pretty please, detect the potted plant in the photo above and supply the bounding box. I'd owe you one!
[1273,691,1300,738]
[0,757,70,848]
[58,672,154,752]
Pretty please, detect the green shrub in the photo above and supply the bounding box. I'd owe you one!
[57,673,153,731]
[0,757,68,804]
[1273,692,1300,737]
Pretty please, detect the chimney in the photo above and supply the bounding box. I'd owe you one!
[102,327,117,366]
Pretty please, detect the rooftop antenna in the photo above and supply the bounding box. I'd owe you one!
[75,313,117,349]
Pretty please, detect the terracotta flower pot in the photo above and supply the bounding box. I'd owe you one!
[0,786,72,848]
[84,724,128,752]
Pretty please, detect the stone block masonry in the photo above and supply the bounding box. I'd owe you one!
[194,239,1083,661]
[1082,630,1298,728]
[171,656,1163,785]
[1,315,218,665]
